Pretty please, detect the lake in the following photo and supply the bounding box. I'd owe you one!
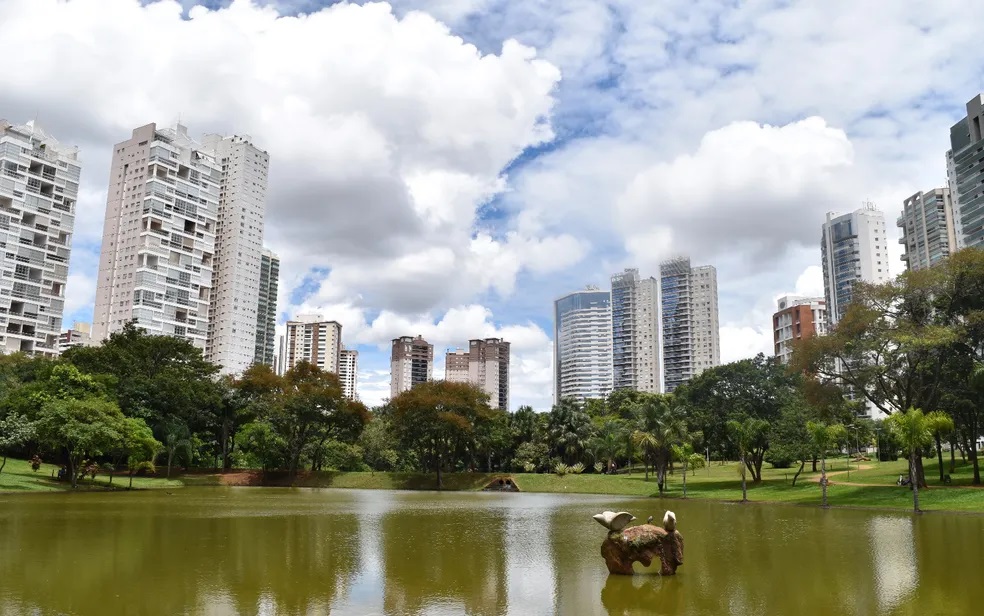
[0,488,981,615]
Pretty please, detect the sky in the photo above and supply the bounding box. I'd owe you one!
[0,0,981,410]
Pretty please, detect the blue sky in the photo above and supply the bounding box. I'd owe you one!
[1,0,982,409]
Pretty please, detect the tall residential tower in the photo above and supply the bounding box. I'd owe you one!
[390,335,433,398]
[610,269,661,393]
[281,315,342,374]
[0,121,79,356]
[772,296,826,364]
[660,258,720,392]
[553,288,613,404]
[947,94,984,249]
[253,248,279,366]
[821,204,891,326]
[897,188,958,271]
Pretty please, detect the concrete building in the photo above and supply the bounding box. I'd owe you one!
[253,248,279,367]
[660,258,720,393]
[92,123,219,351]
[947,94,984,249]
[553,287,613,404]
[772,296,826,364]
[445,348,470,383]
[281,315,342,374]
[466,338,510,410]
[59,322,94,353]
[338,347,358,400]
[0,121,79,357]
[390,335,433,398]
[201,133,269,375]
[610,269,662,393]
[897,188,958,271]
[821,204,892,326]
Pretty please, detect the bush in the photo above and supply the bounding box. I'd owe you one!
[133,461,156,476]
[513,442,549,473]
[570,462,585,474]
[593,462,603,473]
[554,462,569,476]
[30,455,42,472]
[522,462,535,473]
[321,440,368,472]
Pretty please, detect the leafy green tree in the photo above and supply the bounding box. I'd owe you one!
[766,402,812,485]
[672,442,697,498]
[118,417,161,489]
[632,394,685,492]
[591,419,624,473]
[807,421,847,508]
[727,417,770,502]
[160,420,192,480]
[0,413,33,474]
[236,421,286,471]
[35,397,124,488]
[391,380,493,489]
[512,441,549,472]
[925,410,955,483]
[358,417,399,474]
[546,397,594,465]
[886,408,936,512]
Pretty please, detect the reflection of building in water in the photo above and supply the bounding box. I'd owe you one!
[549,507,605,613]
[868,516,917,613]
[505,505,556,614]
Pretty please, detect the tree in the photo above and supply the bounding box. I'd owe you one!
[358,418,399,475]
[727,418,769,502]
[118,417,161,489]
[160,420,192,480]
[672,442,696,498]
[925,410,955,483]
[766,402,812,485]
[591,419,624,473]
[632,395,685,492]
[0,413,33,474]
[546,398,594,465]
[35,397,123,488]
[391,381,493,489]
[237,421,286,471]
[887,408,936,513]
[807,421,847,508]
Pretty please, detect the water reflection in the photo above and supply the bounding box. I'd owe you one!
[0,489,981,615]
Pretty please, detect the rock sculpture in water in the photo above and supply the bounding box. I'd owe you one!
[595,509,683,575]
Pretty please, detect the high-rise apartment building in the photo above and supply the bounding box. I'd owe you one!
[0,121,80,357]
[467,338,510,410]
[281,315,342,374]
[93,124,219,350]
[253,248,279,366]
[610,269,662,393]
[445,348,470,383]
[660,258,720,392]
[821,204,891,326]
[390,335,433,398]
[201,133,269,374]
[897,188,958,272]
[553,288,613,404]
[338,347,358,400]
[772,296,826,364]
[92,123,269,375]
[947,94,984,249]
[59,322,94,353]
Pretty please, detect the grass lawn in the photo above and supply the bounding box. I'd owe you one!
[0,456,187,493]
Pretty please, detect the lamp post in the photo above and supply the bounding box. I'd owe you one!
[875,427,882,464]
[850,425,861,476]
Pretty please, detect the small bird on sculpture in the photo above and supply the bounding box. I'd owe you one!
[647,515,654,524]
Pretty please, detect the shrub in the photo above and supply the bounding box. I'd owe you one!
[570,462,585,474]
[30,455,42,472]
[523,462,535,473]
[554,462,569,476]
[593,462,603,473]
[133,461,156,476]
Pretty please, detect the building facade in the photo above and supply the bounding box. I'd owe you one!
[466,338,510,410]
[92,124,219,350]
[947,94,984,249]
[897,188,958,271]
[0,121,79,357]
[253,248,279,366]
[202,133,270,374]
[660,258,720,393]
[554,288,613,404]
[59,322,94,353]
[338,347,358,400]
[390,335,433,398]
[772,296,826,364]
[821,204,891,326]
[445,348,470,383]
[281,315,342,374]
[610,269,662,393]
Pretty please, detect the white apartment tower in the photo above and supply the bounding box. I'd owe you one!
[93,124,219,350]
[554,288,613,403]
[947,94,984,249]
[0,121,79,356]
[202,133,269,374]
[660,258,720,393]
[897,188,958,272]
[338,347,359,400]
[821,204,891,326]
[253,248,279,367]
[467,338,510,410]
[390,335,433,399]
[610,269,662,393]
[281,315,342,374]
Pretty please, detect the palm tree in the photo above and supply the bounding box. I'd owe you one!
[161,420,192,480]
[807,421,847,508]
[547,398,593,465]
[632,396,685,493]
[925,411,955,483]
[591,419,623,473]
[727,418,769,503]
[673,442,696,498]
[887,408,935,513]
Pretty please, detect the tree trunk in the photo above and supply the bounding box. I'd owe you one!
[910,450,920,513]
[0,455,6,475]
[934,434,945,483]
[682,458,688,498]
[969,438,981,485]
[812,456,818,472]
[436,451,443,490]
[914,451,928,488]
[221,420,230,472]
[644,454,650,481]
[820,455,828,508]
[167,449,174,480]
[740,454,747,502]
[67,451,78,489]
[949,439,957,473]
[792,459,805,486]
[128,470,134,490]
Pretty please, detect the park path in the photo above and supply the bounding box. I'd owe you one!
[814,463,888,487]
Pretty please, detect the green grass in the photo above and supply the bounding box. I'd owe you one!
[0,456,188,493]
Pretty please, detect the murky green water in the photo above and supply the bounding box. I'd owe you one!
[0,488,980,615]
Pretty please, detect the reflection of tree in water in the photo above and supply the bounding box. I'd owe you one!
[0,495,361,614]
[381,507,507,616]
